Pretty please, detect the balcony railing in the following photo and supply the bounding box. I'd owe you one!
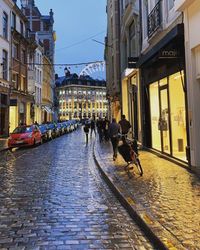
[148,0,162,38]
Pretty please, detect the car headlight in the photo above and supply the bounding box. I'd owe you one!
[28,133,33,138]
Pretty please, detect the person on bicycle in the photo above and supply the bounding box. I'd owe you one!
[108,118,120,161]
[119,115,131,136]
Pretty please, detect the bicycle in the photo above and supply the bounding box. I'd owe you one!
[118,133,143,176]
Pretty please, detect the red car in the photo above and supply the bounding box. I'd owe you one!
[8,125,42,148]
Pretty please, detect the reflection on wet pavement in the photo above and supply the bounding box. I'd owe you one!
[0,129,154,249]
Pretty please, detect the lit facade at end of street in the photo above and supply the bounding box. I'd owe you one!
[0,0,200,249]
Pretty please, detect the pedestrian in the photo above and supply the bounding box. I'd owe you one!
[90,119,96,136]
[102,116,110,141]
[119,115,131,136]
[96,118,103,142]
[108,118,120,161]
[83,123,90,143]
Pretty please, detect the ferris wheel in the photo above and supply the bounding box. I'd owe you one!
[79,61,105,77]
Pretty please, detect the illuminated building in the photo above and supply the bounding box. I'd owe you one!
[55,72,108,120]
[9,2,34,133]
[0,0,13,136]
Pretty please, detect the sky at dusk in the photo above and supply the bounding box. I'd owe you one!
[17,0,107,79]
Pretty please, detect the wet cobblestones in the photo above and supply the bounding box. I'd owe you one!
[95,140,200,250]
[0,129,154,249]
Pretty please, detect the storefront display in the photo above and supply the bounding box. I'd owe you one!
[149,71,187,161]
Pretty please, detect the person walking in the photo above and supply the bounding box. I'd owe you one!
[90,119,96,136]
[83,123,90,144]
[102,117,110,141]
[119,115,131,136]
[108,118,120,161]
[96,118,103,142]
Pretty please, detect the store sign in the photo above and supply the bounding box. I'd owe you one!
[159,49,180,59]
[128,57,139,68]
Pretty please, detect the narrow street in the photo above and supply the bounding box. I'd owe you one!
[0,128,154,249]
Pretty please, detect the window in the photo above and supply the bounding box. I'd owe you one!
[2,50,8,80]
[168,0,174,11]
[20,21,24,36]
[12,74,19,89]
[21,49,26,64]
[20,76,26,92]
[3,12,8,39]
[143,0,148,39]
[11,12,16,29]
[129,21,136,56]
[12,43,19,59]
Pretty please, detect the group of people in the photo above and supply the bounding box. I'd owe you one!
[83,116,110,144]
[83,115,131,161]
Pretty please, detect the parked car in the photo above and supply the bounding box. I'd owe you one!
[8,125,42,148]
[46,123,57,139]
[39,124,49,142]
[62,121,69,134]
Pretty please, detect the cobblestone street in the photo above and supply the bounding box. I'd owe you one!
[0,128,154,249]
[94,138,200,250]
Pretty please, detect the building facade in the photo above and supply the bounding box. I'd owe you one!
[42,55,53,123]
[9,2,34,133]
[175,0,200,167]
[56,73,108,121]
[21,0,55,123]
[138,0,189,163]
[0,0,13,136]
[105,0,121,121]
[119,0,142,141]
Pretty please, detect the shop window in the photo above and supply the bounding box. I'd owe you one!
[169,71,187,161]
[150,82,161,151]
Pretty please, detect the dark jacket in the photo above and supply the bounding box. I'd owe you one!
[108,122,120,138]
[119,119,131,134]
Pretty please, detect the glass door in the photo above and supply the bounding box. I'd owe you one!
[159,86,171,154]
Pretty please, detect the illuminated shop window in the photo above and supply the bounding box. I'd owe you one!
[150,82,161,151]
[169,71,187,161]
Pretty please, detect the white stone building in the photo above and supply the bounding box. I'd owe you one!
[175,0,200,167]
[138,0,189,164]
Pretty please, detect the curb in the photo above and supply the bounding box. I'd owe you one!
[93,142,185,250]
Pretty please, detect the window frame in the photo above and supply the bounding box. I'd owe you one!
[3,11,8,40]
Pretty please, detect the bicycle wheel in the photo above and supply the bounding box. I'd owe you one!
[136,158,143,176]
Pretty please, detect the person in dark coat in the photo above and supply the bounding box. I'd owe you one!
[96,118,103,142]
[83,123,90,143]
[90,119,96,136]
[119,115,131,135]
[108,118,120,161]
[102,117,110,141]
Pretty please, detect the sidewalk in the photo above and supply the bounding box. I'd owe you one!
[0,138,8,151]
[93,140,200,250]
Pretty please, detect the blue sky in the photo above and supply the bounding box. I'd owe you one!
[17,0,107,79]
